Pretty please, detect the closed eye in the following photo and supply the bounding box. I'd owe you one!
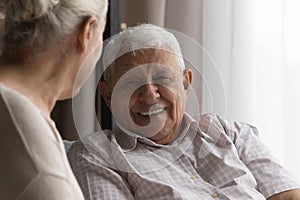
[155,76,172,84]
[122,79,141,88]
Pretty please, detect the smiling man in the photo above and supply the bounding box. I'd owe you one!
[68,24,300,200]
[101,47,191,145]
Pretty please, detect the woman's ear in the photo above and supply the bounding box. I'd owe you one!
[183,69,192,92]
[99,81,112,109]
[77,17,97,53]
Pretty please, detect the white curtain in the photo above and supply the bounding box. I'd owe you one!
[202,0,300,179]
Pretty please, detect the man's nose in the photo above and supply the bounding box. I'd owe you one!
[138,83,160,104]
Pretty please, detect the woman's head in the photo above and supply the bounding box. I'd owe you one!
[1,0,108,59]
[0,0,108,102]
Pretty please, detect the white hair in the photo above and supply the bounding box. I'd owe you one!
[102,24,185,81]
[1,0,108,51]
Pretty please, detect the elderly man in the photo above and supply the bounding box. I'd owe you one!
[68,24,300,200]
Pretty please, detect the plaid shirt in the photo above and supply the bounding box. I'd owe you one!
[68,113,300,200]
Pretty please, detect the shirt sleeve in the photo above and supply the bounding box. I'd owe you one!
[220,117,300,198]
[67,141,135,200]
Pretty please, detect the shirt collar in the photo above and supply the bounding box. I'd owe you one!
[114,113,198,152]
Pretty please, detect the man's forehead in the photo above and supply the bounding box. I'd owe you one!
[112,48,179,70]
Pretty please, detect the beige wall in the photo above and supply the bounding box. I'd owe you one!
[122,0,166,27]
[121,0,203,44]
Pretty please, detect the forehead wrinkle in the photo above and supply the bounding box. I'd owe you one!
[111,48,180,78]
[103,48,183,90]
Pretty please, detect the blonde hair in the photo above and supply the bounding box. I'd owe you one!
[1,0,107,55]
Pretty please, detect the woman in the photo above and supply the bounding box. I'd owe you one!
[0,0,107,199]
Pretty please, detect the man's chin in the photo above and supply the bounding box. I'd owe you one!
[150,133,172,145]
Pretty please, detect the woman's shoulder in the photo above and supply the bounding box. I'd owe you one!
[0,84,80,199]
[0,83,70,179]
[0,83,42,121]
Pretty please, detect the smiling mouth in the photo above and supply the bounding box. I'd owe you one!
[138,107,166,117]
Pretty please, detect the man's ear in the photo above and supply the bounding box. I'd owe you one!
[77,17,97,53]
[99,81,112,109]
[183,69,192,93]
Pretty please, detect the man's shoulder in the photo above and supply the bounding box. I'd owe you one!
[195,113,228,131]
[68,130,115,153]
[195,113,259,143]
[67,130,120,166]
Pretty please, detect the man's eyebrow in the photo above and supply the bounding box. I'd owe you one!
[152,66,179,75]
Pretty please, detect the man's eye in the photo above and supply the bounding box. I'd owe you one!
[123,80,140,88]
[155,76,172,84]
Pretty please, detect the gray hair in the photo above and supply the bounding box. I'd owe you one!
[102,24,185,82]
[0,0,108,55]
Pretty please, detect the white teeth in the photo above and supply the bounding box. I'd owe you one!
[139,108,165,116]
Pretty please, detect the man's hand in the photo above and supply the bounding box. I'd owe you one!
[267,189,300,200]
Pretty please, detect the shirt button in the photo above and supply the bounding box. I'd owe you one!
[189,175,198,180]
[211,193,219,198]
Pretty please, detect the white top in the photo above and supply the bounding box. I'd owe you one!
[0,83,84,200]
